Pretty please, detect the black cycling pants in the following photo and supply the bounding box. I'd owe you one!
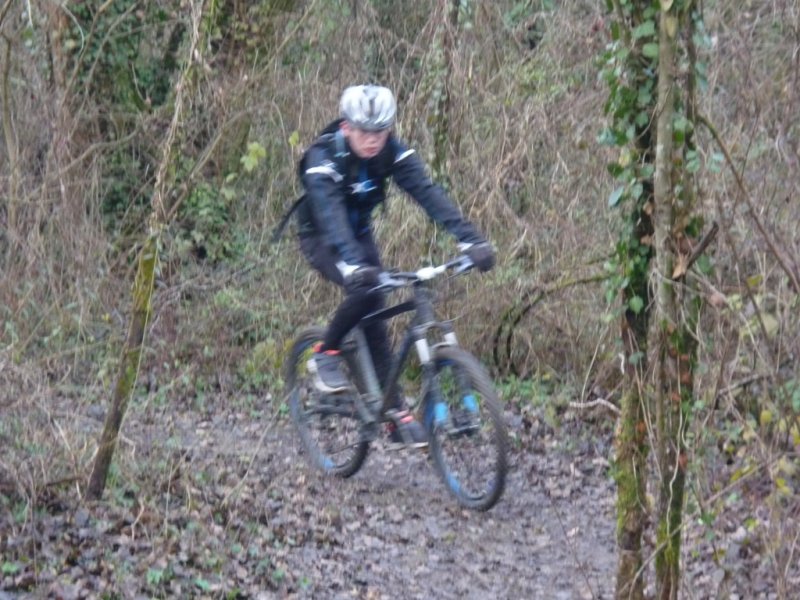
[299,233,393,388]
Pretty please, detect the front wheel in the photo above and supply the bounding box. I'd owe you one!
[285,326,369,478]
[424,346,508,511]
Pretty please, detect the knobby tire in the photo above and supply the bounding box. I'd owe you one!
[286,326,369,478]
[426,346,508,511]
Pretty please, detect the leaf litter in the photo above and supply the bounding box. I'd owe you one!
[1,396,796,598]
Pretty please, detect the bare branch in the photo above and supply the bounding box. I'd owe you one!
[672,221,719,281]
[0,0,14,30]
[698,114,800,294]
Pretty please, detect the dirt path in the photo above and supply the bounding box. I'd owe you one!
[139,404,620,599]
[260,427,618,599]
[1,399,619,599]
[9,396,793,599]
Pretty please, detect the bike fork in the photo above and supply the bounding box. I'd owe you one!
[414,333,449,431]
[418,334,478,434]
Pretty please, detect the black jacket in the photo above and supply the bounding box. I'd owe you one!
[297,121,484,267]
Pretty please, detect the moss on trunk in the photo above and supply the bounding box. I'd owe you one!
[614,387,648,600]
[86,234,158,500]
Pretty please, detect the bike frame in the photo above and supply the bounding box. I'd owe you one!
[340,278,460,428]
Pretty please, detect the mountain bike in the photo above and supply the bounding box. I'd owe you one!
[285,254,508,511]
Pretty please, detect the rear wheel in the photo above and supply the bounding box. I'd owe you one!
[285,327,369,477]
[425,346,508,510]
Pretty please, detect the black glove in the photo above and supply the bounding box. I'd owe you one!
[344,265,382,292]
[463,242,496,272]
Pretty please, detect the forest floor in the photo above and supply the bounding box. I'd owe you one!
[0,393,794,599]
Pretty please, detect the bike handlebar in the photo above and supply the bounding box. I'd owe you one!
[372,255,475,292]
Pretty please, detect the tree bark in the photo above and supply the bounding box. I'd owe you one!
[651,6,692,599]
[611,3,657,598]
[615,243,651,600]
[614,384,648,600]
[430,0,460,186]
[1,37,19,242]
[86,233,157,499]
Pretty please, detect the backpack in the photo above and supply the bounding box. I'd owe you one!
[270,120,348,243]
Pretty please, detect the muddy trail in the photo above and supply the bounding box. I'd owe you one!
[243,421,618,600]
[0,397,791,599]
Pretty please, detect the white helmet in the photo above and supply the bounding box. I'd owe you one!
[339,85,396,131]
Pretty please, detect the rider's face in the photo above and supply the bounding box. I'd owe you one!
[342,122,390,159]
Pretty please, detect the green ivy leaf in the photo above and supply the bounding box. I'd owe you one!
[786,379,800,413]
[686,149,701,173]
[642,43,660,58]
[247,141,266,159]
[632,20,656,39]
[146,568,164,585]
[629,295,645,314]
[610,20,621,41]
[240,142,267,173]
[640,164,655,178]
[696,254,713,275]
[709,152,724,173]
[597,127,617,146]
[607,163,625,178]
[746,274,763,288]
[628,351,645,365]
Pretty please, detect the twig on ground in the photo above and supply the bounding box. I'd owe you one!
[569,397,621,416]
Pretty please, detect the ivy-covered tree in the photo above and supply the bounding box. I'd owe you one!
[600,1,714,597]
[599,1,657,595]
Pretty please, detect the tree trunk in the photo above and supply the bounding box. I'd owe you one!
[612,3,657,595]
[615,243,652,600]
[86,233,158,500]
[607,2,708,595]
[430,0,460,186]
[651,6,693,599]
[1,36,18,242]
[614,385,648,600]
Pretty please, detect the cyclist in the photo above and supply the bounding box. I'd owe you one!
[296,84,495,448]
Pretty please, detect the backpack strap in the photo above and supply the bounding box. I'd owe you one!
[275,121,394,245]
[270,193,306,244]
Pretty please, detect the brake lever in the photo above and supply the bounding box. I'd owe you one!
[451,255,475,274]
[369,272,405,293]
[378,272,405,287]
